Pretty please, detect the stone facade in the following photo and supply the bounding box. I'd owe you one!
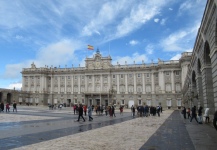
[0,48,191,110]
[182,0,217,115]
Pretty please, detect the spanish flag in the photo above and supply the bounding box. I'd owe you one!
[87,45,94,50]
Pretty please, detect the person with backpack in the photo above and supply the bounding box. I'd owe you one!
[77,104,85,122]
[144,105,148,117]
[204,108,210,123]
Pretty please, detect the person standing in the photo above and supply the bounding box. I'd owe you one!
[190,106,199,123]
[112,106,116,117]
[198,106,203,124]
[144,105,148,117]
[83,105,87,116]
[187,108,191,119]
[131,105,133,116]
[105,106,108,116]
[160,106,163,113]
[183,107,186,119]
[73,105,76,114]
[1,102,4,112]
[204,108,210,123]
[213,110,217,131]
[13,102,17,112]
[6,103,10,112]
[88,105,93,121]
[132,106,135,117]
[120,106,123,116]
[157,106,160,117]
[77,104,85,122]
[109,106,112,116]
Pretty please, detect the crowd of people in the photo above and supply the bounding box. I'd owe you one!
[182,106,217,131]
[131,105,162,117]
[0,102,17,113]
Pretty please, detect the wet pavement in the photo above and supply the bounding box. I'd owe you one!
[140,111,195,150]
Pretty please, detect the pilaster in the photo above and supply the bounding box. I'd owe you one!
[151,73,155,94]
[117,74,120,94]
[171,70,175,93]
[125,74,128,94]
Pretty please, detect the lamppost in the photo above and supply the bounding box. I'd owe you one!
[109,86,116,105]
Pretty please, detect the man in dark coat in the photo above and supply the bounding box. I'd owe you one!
[190,106,198,123]
[1,102,4,112]
[132,106,135,117]
[183,107,186,119]
[144,105,149,117]
[160,106,163,113]
[112,106,116,117]
[213,110,217,131]
[77,104,85,122]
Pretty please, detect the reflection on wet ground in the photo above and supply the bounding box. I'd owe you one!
[0,115,134,149]
[139,111,195,150]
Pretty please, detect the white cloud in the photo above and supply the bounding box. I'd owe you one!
[95,30,101,35]
[112,52,148,65]
[170,54,181,60]
[5,83,22,90]
[0,39,82,79]
[169,8,173,10]
[154,18,159,22]
[145,44,154,54]
[160,18,167,25]
[15,35,23,40]
[160,24,199,52]
[129,40,139,45]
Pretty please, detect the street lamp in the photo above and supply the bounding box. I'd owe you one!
[109,86,116,105]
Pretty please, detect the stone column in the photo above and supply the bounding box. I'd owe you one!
[58,76,60,94]
[171,71,175,93]
[125,74,128,94]
[71,75,74,93]
[151,73,155,94]
[101,74,103,92]
[22,76,25,91]
[92,75,95,92]
[44,76,47,92]
[78,75,80,94]
[28,76,31,92]
[85,75,88,92]
[142,73,146,94]
[51,76,53,93]
[134,73,137,94]
[65,76,67,94]
[159,71,165,93]
[196,76,203,108]
[34,76,36,93]
[117,74,120,94]
[108,74,111,90]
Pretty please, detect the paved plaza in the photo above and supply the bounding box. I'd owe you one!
[0,106,216,150]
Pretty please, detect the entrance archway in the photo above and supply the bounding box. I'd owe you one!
[128,100,134,108]
[7,93,11,104]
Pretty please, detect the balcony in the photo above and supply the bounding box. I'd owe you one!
[128,92,133,94]
[120,92,125,94]
[137,92,142,94]
[67,92,71,94]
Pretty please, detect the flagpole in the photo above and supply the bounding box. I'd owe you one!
[109,42,110,55]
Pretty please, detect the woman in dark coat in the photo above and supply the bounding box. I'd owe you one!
[1,102,4,112]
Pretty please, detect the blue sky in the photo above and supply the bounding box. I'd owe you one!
[0,0,207,89]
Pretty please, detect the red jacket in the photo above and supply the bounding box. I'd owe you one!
[83,106,87,111]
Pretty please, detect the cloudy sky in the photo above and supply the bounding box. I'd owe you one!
[0,0,207,89]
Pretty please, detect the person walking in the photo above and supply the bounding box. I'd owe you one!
[88,105,93,121]
[83,105,87,116]
[1,102,4,112]
[204,108,210,123]
[109,106,112,116]
[157,106,160,117]
[213,110,217,131]
[190,106,199,123]
[13,102,17,112]
[77,104,85,122]
[160,106,163,113]
[105,106,108,116]
[132,106,135,117]
[73,105,76,114]
[112,106,116,117]
[198,106,203,124]
[6,103,10,112]
[131,105,133,116]
[187,108,191,119]
[97,105,100,116]
[120,106,123,116]
[183,107,186,119]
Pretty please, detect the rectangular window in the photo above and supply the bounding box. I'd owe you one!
[89,76,91,79]
[54,99,57,104]
[155,73,158,77]
[138,74,141,78]
[49,77,51,80]
[177,100,181,106]
[147,74,149,77]
[75,99,77,104]
[35,98,39,103]
[121,74,124,78]
[26,77,28,79]
[113,75,115,78]
[176,71,179,75]
[62,76,64,80]
[167,100,171,106]
[129,74,132,78]
[166,72,170,75]
[138,95,141,98]
[121,100,124,105]
[19,97,22,102]
[139,100,141,105]
[68,76,70,79]
[121,95,124,97]
[48,99,50,103]
[156,100,159,106]
[32,77,34,79]
[55,77,57,80]
[114,100,116,104]
[38,77,40,79]
[75,76,77,79]
[82,99,84,104]
[105,75,107,78]
[82,76,84,79]
[147,100,151,106]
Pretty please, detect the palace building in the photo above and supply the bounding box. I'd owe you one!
[1,0,217,112]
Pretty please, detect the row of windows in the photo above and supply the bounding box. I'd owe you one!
[26,71,180,80]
